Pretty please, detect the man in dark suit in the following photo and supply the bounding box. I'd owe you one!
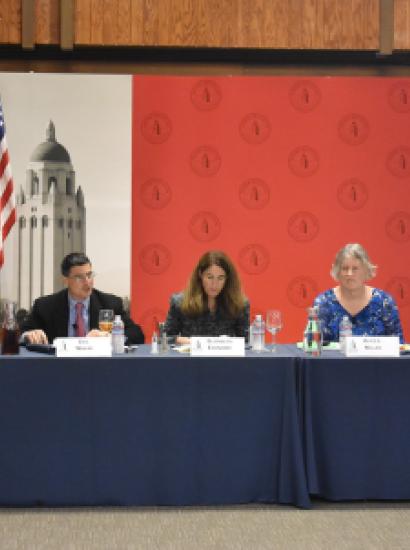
[21,252,144,345]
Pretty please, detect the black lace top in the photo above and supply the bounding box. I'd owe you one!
[164,292,250,342]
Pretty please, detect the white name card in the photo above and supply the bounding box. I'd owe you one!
[54,337,112,357]
[344,336,400,358]
[190,337,245,357]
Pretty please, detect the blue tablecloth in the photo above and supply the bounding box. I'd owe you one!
[0,346,310,508]
[302,351,410,501]
[2,345,410,507]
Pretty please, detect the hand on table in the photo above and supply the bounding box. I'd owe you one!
[24,330,48,345]
[87,329,110,337]
[176,336,190,345]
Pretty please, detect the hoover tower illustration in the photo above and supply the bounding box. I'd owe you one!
[16,121,86,309]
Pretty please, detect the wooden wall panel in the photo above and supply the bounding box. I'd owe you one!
[287,0,305,49]
[8,0,21,43]
[102,0,116,44]
[361,0,379,49]
[133,0,158,46]
[75,0,91,44]
[90,0,103,44]
[322,0,345,49]
[395,0,410,49]
[72,0,380,50]
[0,0,21,44]
[130,0,144,44]
[2,0,410,52]
[117,0,131,45]
[240,0,288,49]
[302,0,322,49]
[36,0,59,44]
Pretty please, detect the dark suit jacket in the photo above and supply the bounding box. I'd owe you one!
[21,288,145,345]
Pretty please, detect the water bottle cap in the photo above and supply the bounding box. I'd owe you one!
[255,314,262,320]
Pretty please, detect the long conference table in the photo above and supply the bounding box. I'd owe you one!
[0,345,409,509]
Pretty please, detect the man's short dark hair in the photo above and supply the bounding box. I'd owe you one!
[61,252,91,277]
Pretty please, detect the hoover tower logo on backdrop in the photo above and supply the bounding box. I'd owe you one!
[141,112,172,144]
[139,244,172,274]
[239,114,271,144]
[191,80,222,111]
[239,178,270,210]
[189,212,221,242]
[190,146,221,177]
[238,245,270,274]
[289,80,321,113]
[288,146,320,178]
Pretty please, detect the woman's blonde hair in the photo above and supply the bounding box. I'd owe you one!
[331,243,377,280]
[181,250,246,318]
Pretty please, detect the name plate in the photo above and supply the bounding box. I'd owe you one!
[54,337,112,357]
[190,337,245,357]
[344,336,400,357]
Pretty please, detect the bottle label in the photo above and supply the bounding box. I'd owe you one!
[303,319,322,356]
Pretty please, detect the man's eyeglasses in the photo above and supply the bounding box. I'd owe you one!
[69,271,96,282]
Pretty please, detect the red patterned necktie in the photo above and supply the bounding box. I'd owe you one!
[75,302,86,337]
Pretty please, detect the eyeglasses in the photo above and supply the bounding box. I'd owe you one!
[69,271,96,282]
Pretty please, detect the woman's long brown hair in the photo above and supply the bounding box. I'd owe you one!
[181,250,246,318]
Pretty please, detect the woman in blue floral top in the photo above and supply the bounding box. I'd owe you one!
[314,243,404,343]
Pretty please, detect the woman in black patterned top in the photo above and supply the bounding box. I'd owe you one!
[164,250,249,345]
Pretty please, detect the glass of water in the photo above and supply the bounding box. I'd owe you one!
[266,310,282,352]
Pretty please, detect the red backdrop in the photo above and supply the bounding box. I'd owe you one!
[131,75,410,342]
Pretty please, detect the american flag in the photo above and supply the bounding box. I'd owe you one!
[0,100,16,268]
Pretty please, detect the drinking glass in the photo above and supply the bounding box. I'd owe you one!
[1,301,20,355]
[266,310,282,352]
[98,309,114,333]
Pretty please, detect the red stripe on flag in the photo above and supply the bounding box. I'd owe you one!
[0,101,16,269]
[2,208,16,240]
[0,179,14,209]
[0,148,9,176]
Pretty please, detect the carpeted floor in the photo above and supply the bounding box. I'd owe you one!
[1,501,410,550]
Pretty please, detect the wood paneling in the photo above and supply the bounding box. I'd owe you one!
[72,0,380,50]
[90,0,103,44]
[8,0,21,43]
[0,0,21,44]
[102,0,116,45]
[117,0,131,45]
[395,0,410,49]
[1,0,410,52]
[36,0,59,44]
[74,0,91,44]
[130,0,144,45]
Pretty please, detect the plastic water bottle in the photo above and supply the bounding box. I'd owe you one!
[248,324,254,348]
[303,306,322,356]
[339,315,353,354]
[151,331,159,354]
[111,315,125,354]
[252,314,265,352]
[160,330,169,353]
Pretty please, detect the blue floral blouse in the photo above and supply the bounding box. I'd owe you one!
[313,288,404,343]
